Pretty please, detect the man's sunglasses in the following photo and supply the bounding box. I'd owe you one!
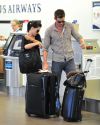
[57,20,65,23]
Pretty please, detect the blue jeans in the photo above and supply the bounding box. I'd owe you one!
[51,59,76,88]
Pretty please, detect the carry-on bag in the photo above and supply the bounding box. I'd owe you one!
[25,71,61,118]
[19,47,42,73]
[19,36,42,74]
[61,59,93,122]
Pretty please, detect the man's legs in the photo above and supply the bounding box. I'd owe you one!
[51,59,76,86]
[51,61,64,88]
[64,58,76,75]
[51,61,65,110]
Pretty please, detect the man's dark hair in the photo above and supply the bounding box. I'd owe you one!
[54,9,65,18]
[27,21,42,31]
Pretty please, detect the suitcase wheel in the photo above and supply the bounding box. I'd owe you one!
[27,113,31,117]
[56,111,60,117]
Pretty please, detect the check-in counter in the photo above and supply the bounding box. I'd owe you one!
[82,39,100,114]
[1,32,27,96]
[2,55,26,95]
[0,48,5,91]
[0,48,4,74]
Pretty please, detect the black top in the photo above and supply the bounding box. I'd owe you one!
[21,34,42,55]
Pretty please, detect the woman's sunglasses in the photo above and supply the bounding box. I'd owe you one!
[36,29,40,33]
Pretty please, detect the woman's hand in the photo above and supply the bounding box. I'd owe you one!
[38,41,44,48]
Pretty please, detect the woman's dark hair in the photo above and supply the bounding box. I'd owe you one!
[27,21,42,31]
[54,9,65,18]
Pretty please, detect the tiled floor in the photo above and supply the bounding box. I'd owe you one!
[0,91,100,125]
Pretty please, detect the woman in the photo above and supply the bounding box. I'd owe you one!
[19,21,43,73]
[11,19,23,32]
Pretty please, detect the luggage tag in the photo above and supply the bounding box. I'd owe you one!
[38,69,51,73]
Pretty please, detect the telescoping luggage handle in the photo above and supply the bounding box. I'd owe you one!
[83,59,93,77]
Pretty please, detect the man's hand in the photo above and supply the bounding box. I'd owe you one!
[80,38,86,49]
[80,42,86,49]
[43,61,49,70]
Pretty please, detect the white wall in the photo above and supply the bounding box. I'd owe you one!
[0,0,100,40]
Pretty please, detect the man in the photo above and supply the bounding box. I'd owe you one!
[43,9,86,88]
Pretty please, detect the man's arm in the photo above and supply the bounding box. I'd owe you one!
[71,23,86,49]
[42,28,51,70]
[43,49,49,70]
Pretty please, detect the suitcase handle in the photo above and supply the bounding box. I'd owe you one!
[87,59,92,62]
[83,58,93,77]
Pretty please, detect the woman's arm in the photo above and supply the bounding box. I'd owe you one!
[24,41,42,49]
[24,34,43,49]
[24,35,38,43]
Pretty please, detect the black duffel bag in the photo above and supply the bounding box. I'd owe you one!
[64,71,86,88]
[19,48,42,74]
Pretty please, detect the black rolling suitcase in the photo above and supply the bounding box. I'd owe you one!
[25,72,61,118]
[61,59,93,122]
